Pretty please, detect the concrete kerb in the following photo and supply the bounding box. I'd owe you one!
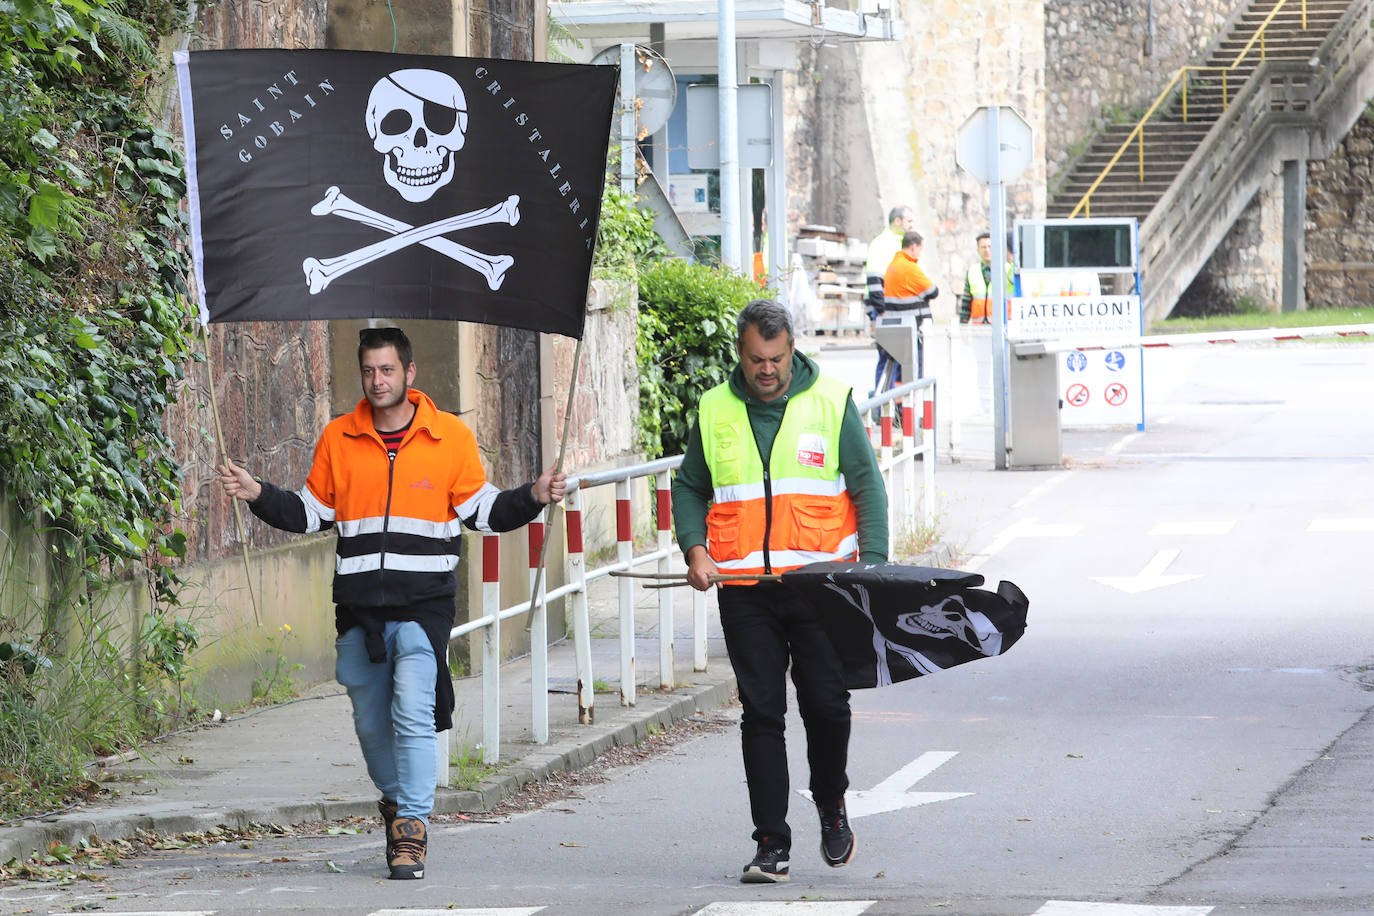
[0,669,737,868]
[434,672,740,818]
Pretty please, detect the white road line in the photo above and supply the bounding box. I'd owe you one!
[1148,520,1235,536]
[1011,472,1071,510]
[693,904,876,915]
[1033,904,1213,915]
[1110,432,1142,453]
[965,517,1083,572]
[372,910,545,916]
[1307,517,1374,532]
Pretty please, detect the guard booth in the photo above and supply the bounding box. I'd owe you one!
[1005,217,1143,467]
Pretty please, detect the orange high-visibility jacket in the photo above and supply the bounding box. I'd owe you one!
[700,374,859,579]
[252,388,538,608]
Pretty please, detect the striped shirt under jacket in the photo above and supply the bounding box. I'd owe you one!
[248,387,542,609]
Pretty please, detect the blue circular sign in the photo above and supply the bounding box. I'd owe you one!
[1104,350,1126,372]
[1066,352,1087,373]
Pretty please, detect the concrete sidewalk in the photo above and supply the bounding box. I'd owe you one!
[0,567,736,866]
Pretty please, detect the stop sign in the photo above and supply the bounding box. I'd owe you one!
[957,106,1033,183]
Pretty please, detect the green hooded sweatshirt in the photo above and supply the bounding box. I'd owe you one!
[671,348,889,565]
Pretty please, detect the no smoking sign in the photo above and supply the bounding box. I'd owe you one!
[1065,383,1090,407]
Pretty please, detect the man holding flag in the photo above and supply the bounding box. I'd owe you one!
[217,326,565,880]
[671,299,889,884]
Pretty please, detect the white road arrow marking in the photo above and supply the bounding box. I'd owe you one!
[1092,548,1200,594]
[964,517,1083,572]
[800,751,971,819]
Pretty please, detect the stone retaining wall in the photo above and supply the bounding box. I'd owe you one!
[1305,107,1374,310]
[1045,0,1237,185]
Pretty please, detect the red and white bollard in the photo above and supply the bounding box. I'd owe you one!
[565,488,594,724]
[481,533,501,763]
[527,518,548,744]
[615,479,636,707]
[656,474,675,690]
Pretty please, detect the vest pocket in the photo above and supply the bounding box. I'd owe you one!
[788,497,846,552]
[706,504,745,561]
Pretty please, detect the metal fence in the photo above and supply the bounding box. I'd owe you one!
[440,377,938,775]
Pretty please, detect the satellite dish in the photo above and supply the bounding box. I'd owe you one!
[591,44,677,140]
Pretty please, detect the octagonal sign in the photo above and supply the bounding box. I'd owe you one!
[957,106,1033,183]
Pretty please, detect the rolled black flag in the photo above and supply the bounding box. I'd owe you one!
[780,562,1029,689]
[174,49,617,338]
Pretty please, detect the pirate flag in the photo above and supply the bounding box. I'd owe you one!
[173,49,618,338]
[780,562,1029,689]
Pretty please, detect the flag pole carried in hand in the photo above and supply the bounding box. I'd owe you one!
[617,561,1030,688]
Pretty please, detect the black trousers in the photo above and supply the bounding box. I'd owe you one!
[718,582,852,849]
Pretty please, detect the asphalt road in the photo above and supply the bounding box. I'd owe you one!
[8,340,1374,916]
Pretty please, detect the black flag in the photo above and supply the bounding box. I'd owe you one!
[779,562,1029,689]
[174,49,617,338]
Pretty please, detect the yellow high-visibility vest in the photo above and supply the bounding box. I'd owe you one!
[700,375,858,581]
[965,261,1014,322]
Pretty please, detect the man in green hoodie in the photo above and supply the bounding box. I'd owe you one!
[672,298,889,884]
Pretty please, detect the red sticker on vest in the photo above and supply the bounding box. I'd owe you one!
[796,433,827,469]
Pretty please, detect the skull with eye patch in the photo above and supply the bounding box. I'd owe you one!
[365,69,469,203]
[895,596,983,649]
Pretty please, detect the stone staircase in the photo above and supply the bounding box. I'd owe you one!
[1048,0,1350,222]
[1045,0,1374,323]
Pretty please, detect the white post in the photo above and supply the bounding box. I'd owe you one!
[717,0,740,270]
[616,478,637,706]
[881,401,894,557]
[435,727,450,787]
[480,533,501,764]
[923,383,937,529]
[768,70,787,297]
[656,474,675,690]
[567,488,595,724]
[693,588,708,673]
[620,44,636,196]
[988,106,1010,470]
[529,516,548,744]
[901,395,916,525]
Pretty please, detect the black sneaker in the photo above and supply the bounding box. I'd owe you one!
[740,842,790,884]
[817,798,855,867]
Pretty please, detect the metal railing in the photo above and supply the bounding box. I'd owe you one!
[1069,0,1310,218]
[438,379,938,775]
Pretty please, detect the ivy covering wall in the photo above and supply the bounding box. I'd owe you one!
[0,0,199,819]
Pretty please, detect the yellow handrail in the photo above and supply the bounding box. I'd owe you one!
[1069,0,1308,218]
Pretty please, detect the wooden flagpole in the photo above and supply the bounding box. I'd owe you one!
[524,333,584,631]
[609,570,783,588]
[199,319,263,627]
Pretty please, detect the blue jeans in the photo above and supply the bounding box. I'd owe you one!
[335,621,438,822]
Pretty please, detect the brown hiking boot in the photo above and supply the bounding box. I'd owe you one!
[378,799,398,863]
[387,815,427,880]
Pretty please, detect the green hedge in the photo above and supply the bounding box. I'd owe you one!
[636,260,763,457]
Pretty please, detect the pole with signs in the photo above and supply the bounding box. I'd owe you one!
[987,108,1008,469]
[717,0,740,270]
[957,106,1033,470]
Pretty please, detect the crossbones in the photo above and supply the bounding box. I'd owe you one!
[303,187,520,293]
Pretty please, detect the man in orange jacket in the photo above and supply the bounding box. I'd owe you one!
[881,230,938,383]
[217,326,565,882]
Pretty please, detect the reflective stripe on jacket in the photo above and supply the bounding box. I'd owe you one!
[302,388,496,607]
[700,374,859,579]
[883,250,934,321]
[864,227,903,309]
